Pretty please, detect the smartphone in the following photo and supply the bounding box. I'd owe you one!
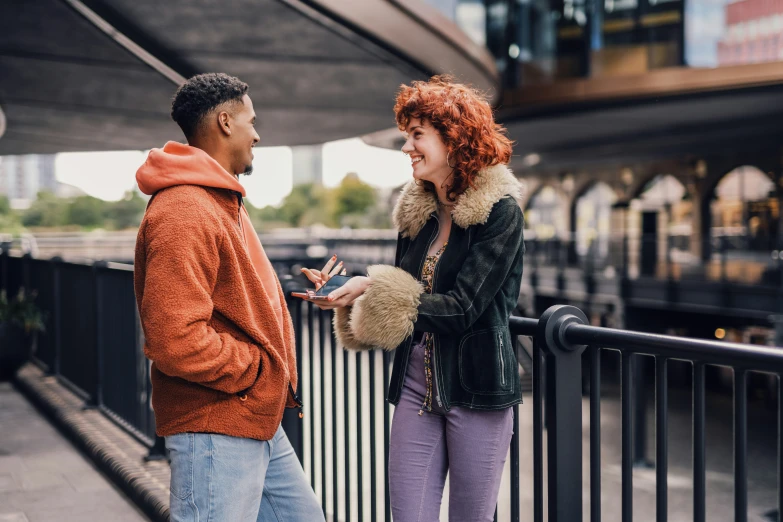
[290,292,329,301]
[291,274,351,301]
[314,275,351,297]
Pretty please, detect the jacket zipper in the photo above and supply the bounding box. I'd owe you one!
[499,333,506,387]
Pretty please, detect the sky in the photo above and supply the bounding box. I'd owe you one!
[54,137,414,208]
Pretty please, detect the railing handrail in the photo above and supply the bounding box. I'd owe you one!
[509,315,538,337]
[563,322,783,371]
[512,311,783,372]
[5,252,783,521]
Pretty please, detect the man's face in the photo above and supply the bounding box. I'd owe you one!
[229,94,260,176]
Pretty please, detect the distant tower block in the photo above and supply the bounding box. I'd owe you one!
[291,145,323,186]
[0,154,58,208]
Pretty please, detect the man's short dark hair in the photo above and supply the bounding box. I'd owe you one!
[171,73,249,140]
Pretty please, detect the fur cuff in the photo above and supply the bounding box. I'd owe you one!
[350,265,423,350]
[332,306,372,351]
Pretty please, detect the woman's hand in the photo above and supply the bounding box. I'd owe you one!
[301,255,346,290]
[312,276,371,310]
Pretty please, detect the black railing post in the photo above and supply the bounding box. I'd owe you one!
[22,253,32,291]
[145,435,167,462]
[537,304,588,522]
[91,260,107,409]
[280,276,304,463]
[51,256,62,377]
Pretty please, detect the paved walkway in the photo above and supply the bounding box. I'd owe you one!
[0,382,149,522]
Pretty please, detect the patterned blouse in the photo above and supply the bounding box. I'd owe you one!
[418,241,447,415]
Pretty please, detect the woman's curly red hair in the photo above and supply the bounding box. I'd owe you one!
[394,75,513,202]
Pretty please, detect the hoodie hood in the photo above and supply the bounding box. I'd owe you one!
[137,141,287,341]
[136,141,246,196]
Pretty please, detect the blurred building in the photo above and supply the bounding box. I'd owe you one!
[488,0,783,342]
[0,155,57,208]
[717,0,783,66]
[291,145,323,187]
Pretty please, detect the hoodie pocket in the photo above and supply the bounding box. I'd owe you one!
[458,327,515,395]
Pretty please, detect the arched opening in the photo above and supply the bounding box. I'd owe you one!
[708,166,777,283]
[524,185,568,266]
[573,182,617,268]
[525,185,567,239]
[628,174,691,278]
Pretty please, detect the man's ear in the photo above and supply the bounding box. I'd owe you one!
[217,110,232,137]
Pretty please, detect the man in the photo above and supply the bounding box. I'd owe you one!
[134,73,324,522]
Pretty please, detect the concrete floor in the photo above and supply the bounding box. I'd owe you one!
[0,382,148,522]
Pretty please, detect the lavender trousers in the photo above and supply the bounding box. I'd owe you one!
[388,337,514,522]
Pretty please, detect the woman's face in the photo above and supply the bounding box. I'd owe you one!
[401,118,451,185]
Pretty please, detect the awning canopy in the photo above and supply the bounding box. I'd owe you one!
[0,0,497,154]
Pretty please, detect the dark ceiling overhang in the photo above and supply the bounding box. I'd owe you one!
[501,65,783,172]
[0,0,497,155]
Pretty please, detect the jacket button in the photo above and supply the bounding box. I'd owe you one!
[239,394,248,401]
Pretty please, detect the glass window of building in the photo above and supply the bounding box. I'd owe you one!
[691,0,783,67]
[477,0,684,86]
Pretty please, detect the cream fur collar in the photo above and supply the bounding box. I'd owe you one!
[392,164,522,239]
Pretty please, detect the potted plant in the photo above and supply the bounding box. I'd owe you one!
[0,288,46,380]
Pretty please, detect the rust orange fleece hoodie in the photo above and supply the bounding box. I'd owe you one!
[134,141,299,441]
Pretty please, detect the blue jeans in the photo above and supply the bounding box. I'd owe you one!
[165,426,324,522]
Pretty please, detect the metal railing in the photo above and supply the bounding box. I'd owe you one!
[2,253,163,458]
[3,251,783,521]
[526,233,783,286]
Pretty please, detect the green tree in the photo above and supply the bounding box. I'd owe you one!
[67,195,106,228]
[332,173,376,227]
[244,201,289,230]
[106,190,147,229]
[279,183,333,227]
[0,195,23,233]
[0,195,10,216]
[22,191,69,228]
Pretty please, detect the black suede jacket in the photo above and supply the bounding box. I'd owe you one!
[387,195,525,410]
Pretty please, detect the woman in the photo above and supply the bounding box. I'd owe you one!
[303,76,524,521]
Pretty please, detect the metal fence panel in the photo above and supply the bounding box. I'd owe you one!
[57,263,97,400]
[97,264,155,443]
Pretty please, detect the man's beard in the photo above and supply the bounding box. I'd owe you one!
[241,164,254,176]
